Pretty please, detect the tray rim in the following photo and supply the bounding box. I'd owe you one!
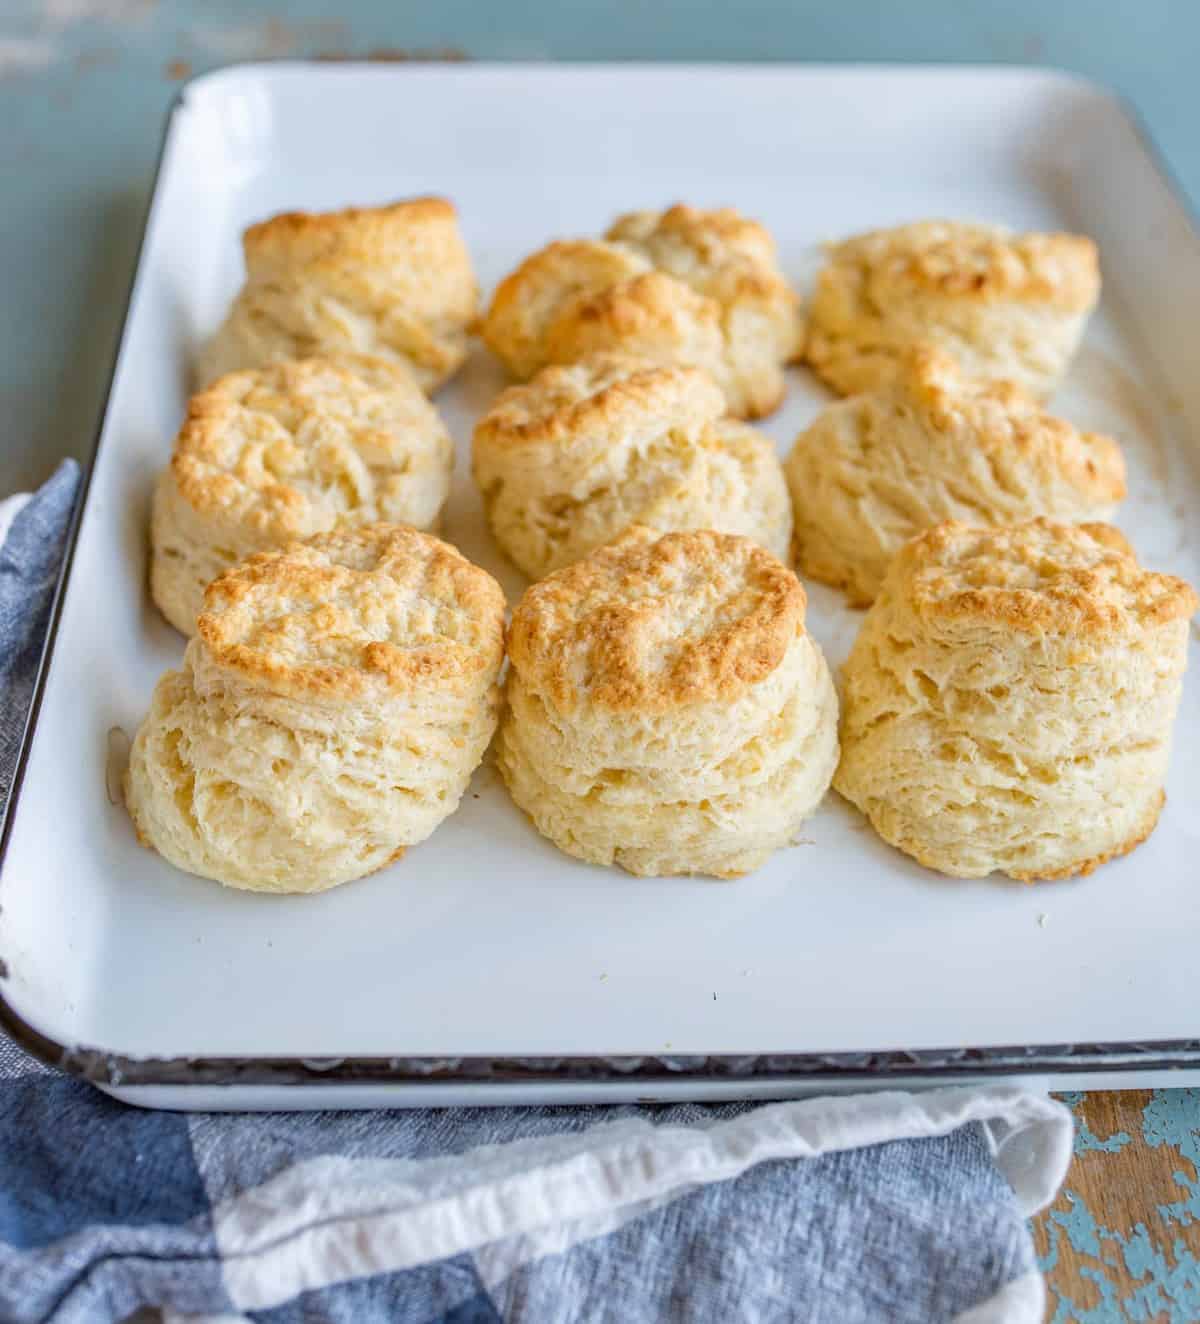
[2,58,1198,1092]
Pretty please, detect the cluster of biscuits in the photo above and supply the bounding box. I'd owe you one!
[124,195,1196,895]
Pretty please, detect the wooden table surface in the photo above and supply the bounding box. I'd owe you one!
[1034,1091,1200,1321]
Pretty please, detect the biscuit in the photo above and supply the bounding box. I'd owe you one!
[125,524,506,894]
[785,348,1125,605]
[198,198,477,392]
[498,526,838,878]
[805,220,1100,398]
[472,352,793,579]
[151,355,454,636]
[834,519,1197,881]
[480,205,802,419]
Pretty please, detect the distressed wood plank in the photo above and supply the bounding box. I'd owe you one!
[1032,1090,1200,1322]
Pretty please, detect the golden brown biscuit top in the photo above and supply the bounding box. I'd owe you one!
[480,240,653,373]
[171,356,449,541]
[822,220,1100,311]
[897,347,1125,503]
[244,196,456,265]
[196,524,506,701]
[551,270,722,343]
[607,204,779,271]
[901,518,1197,636]
[482,205,801,380]
[473,352,725,453]
[606,204,797,313]
[494,239,651,307]
[508,525,806,713]
[241,196,477,321]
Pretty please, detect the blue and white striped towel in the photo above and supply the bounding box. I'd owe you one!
[0,462,1073,1324]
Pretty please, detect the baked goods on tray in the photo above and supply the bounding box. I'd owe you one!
[834,518,1197,880]
[785,347,1125,605]
[127,195,1197,893]
[473,351,791,579]
[481,205,802,418]
[498,526,838,878]
[151,354,453,635]
[198,197,477,392]
[804,220,1100,398]
[126,524,505,893]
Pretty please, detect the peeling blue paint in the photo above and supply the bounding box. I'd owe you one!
[1054,1192,1106,1259]
[1060,1092,1134,1155]
[1141,1088,1200,1232]
[1121,1224,1200,1320]
[1039,1219,1061,1273]
[1042,1091,1200,1323]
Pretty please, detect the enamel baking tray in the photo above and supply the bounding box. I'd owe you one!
[3,64,1199,1110]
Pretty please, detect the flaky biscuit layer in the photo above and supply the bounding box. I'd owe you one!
[500,527,838,878]
[805,220,1100,398]
[199,197,478,392]
[127,522,506,894]
[481,206,802,419]
[152,355,453,635]
[473,353,791,578]
[834,518,1196,880]
[785,348,1125,604]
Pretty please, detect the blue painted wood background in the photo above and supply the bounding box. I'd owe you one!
[2,4,1198,1317]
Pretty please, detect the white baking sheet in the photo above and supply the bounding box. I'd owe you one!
[2,65,1198,1104]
